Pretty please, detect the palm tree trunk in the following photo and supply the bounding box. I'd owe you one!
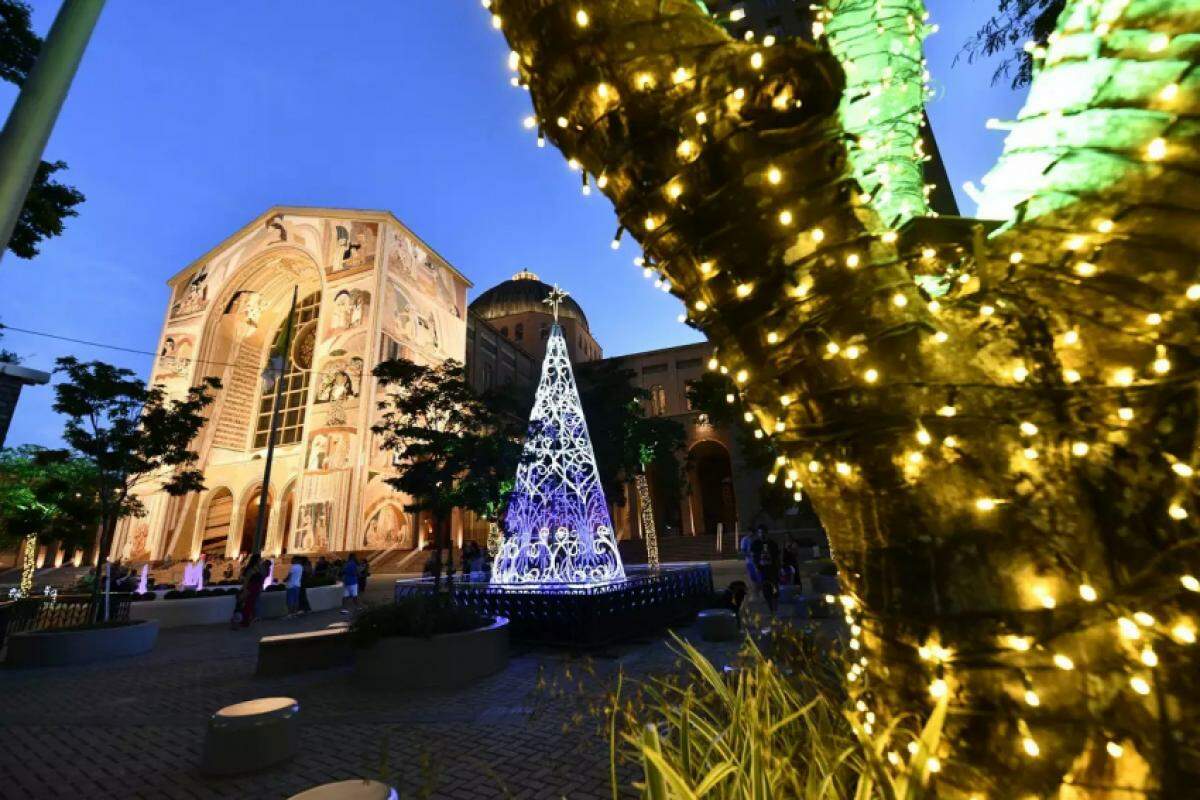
[18,532,37,597]
[491,0,1199,794]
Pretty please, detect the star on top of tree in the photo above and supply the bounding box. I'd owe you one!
[543,284,569,322]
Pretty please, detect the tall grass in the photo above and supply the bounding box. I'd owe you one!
[613,630,947,800]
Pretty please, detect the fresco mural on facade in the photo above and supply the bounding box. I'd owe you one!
[363,502,412,549]
[171,265,210,318]
[154,335,195,381]
[294,500,331,552]
[328,221,378,278]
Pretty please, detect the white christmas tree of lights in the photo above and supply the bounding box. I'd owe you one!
[491,285,626,587]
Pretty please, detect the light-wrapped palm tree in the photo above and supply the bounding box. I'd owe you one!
[484,0,1199,795]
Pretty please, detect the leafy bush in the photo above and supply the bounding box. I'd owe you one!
[349,594,490,649]
[129,593,156,602]
[613,629,946,799]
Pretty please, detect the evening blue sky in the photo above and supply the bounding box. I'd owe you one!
[0,1,1026,448]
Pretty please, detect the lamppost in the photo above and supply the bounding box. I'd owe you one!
[251,286,297,558]
[0,0,105,263]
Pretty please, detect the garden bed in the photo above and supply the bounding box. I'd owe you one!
[5,619,158,667]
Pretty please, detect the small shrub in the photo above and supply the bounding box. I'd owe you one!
[163,590,182,600]
[264,584,285,593]
[349,594,489,649]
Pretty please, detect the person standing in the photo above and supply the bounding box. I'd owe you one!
[285,556,303,617]
[341,554,360,614]
[356,554,370,598]
[236,554,265,628]
[298,556,313,614]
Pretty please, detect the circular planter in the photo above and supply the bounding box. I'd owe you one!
[5,619,159,667]
[354,617,509,690]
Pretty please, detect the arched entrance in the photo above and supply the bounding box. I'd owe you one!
[689,440,737,537]
[200,489,233,559]
[239,488,271,557]
[277,486,295,555]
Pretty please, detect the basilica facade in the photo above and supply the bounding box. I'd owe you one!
[113,207,470,562]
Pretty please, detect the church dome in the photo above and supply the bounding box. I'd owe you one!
[469,270,589,330]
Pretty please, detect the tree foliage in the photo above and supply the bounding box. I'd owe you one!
[0,0,85,258]
[576,359,687,510]
[52,358,219,580]
[957,0,1066,88]
[371,358,523,527]
[0,445,100,551]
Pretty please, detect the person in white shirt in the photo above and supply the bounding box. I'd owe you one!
[285,556,304,616]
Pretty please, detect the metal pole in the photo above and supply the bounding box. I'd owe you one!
[252,286,298,558]
[0,0,105,262]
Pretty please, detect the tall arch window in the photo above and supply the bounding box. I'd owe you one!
[254,291,320,448]
[649,384,668,416]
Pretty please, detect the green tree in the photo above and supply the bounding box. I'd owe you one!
[576,360,686,526]
[957,1,1067,88]
[0,445,99,595]
[0,0,85,258]
[52,358,218,615]
[371,358,523,573]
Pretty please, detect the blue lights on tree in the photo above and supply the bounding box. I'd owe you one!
[491,287,625,587]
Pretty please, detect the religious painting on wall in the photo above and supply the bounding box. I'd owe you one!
[329,289,369,333]
[315,356,364,425]
[171,265,209,318]
[385,229,459,317]
[129,522,150,560]
[305,429,353,473]
[327,221,378,278]
[384,280,442,354]
[363,502,411,549]
[293,501,331,552]
[154,335,195,381]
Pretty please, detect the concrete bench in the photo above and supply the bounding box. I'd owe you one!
[289,779,397,799]
[696,608,739,642]
[256,626,351,677]
[201,697,299,775]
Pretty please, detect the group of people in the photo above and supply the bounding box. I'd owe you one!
[230,552,372,628]
[421,541,489,582]
[738,525,810,614]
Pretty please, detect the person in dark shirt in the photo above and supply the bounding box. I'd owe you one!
[340,554,360,614]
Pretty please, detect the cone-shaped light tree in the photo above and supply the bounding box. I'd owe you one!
[492,286,626,586]
[484,0,1199,794]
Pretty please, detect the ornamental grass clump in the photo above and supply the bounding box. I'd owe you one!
[614,631,946,800]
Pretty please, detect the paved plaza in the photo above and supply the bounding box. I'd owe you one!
[0,593,748,800]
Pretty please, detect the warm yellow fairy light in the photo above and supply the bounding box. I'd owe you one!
[1033,585,1055,608]
[491,14,502,29]
[1171,621,1196,644]
[1130,676,1152,695]
[1169,504,1188,520]
[644,215,658,231]
[1063,328,1079,345]
[942,436,958,448]
[1160,82,1180,101]
[836,461,851,476]
[1071,442,1090,457]
[864,368,879,383]
[892,293,908,307]
[811,227,825,243]
[916,428,932,446]
[907,451,924,465]
[844,346,860,359]
[1153,354,1171,374]
[1023,737,1040,757]
[1182,574,1200,592]
[1024,689,1040,706]
[766,165,782,185]
[1118,406,1134,421]
[1113,367,1135,386]
[927,757,942,773]
[1018,421,1037,436]
[667,182,683,200]
[1065,235,1086,251]
[845,253,860,268]
[1134,611,1155,627]
[735,369,748,384]
[825,341,840,356]
[766,331,779,344]
[929,678,948,698]
[1064,369,1082,383]
[808,460,821,473]
[693,300,707,311]
[937,404,957,418]
[1074,261,1098,277]
[1009,251,1024,264]
[1106,741,1125,759]
[1118,617,1142,640]
[574,8,589,27]
[1013,365,1028,382]
[1096,219,1115,233]
[736,283,753,298]
[933,331,949,343]
[1005,635,1031,651]
[1079,583,1098,602]
[677,139,695,158]
[557,115,569,128]
[671,66,690,85]
[1147,137,1167,160]
[881,230,898,244]
[779,394,792,407]
[980,304,995,317]
[976,497,998,512]
[1188,284,1200,301]
[1053,653,1075,670]
[749,51,764,69]
[1140,647,1159,668]
[778,209,793,225]
[522,115,536,129]
[1147,32,1170,52]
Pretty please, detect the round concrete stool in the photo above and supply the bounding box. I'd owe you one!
[201,697,300,776]
[289,780,397,800]
[697,609,739,642]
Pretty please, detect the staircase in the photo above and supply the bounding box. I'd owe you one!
[368,548,423,574]
[211,339,264,450]
[619,534,735,566]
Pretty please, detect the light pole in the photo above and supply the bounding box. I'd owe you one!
[251,286,297,558]
[0,0,105,262]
